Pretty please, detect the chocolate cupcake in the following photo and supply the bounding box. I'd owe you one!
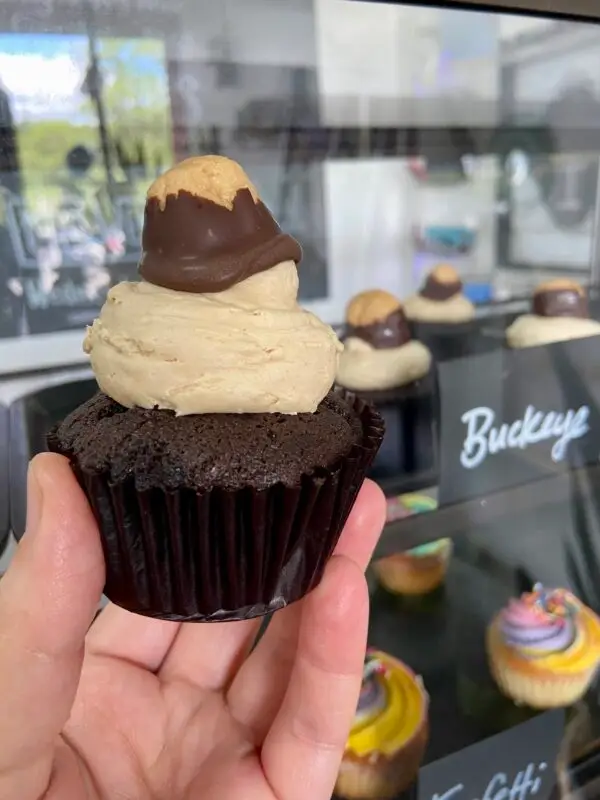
[507,279,600,349]
[337,290,431,392]
[49,155,384,622]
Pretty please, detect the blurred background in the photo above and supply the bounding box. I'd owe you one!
[0,1,599,372]
[2,2,600,793]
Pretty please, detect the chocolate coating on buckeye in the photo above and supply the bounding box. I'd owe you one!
[420,273,463,301]
[419,264,463,301]
[532,287,588,319]
[140,188,302,294]
[347,308,412,349]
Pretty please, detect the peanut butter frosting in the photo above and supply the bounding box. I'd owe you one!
[85,263,341,415]
[84,156,341,415]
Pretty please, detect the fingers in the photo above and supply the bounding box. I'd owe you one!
[159,618,261,691]
[228,602,302,742]
[333,479,387,569]
[86,602,180,672]
[0,454,104,798]
[228,480,385,740]
[261,556,368,800]
[162,481,384,697]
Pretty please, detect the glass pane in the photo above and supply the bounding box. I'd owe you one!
[2,2,600,798]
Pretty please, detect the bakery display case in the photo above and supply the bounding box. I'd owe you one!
[3,0,600,798]
[0,402,9,558]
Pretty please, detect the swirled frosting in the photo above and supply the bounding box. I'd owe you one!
[84,262,341,415]
[347,650,428,757]
[499,585,580,658]
[84,156,342,415]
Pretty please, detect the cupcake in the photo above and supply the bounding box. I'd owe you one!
[374,495,451,597]
[506,279,600,349]
[48,155,384,622]
[404,264,475,325]
[487,584,600,708]
[373,539,452,597]
[336,290,431,392]
[335,650,428,800]
[385,491,437,523]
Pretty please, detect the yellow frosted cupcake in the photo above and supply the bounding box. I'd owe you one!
[335,650,428,800]
[487,584,600,709]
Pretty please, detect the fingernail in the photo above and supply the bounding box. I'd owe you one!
[25,460,44,534]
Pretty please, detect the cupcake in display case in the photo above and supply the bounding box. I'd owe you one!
[404,263,481,362]
[385,491,437,522]
[374,539,453,598]
[506,279,600,349]
[335,650,429,800]
[487,584,600,708]
[404,263,475,326]
[49,155,384,622]
[336,292,436,487]
[336,289,432,393]
[374,494,452,597]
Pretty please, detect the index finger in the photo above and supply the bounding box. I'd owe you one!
[0,454,104,798]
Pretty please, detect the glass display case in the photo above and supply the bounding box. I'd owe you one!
[3,1,600,798]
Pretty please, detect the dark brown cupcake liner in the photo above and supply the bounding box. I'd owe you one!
[48,390,384,622]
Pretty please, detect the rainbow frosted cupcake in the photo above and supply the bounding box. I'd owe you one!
[374,494,451,596]
[335,650,428,800]
[487,584,600,709]
[385,492,437,524]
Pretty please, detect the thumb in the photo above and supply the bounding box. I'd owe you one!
[0,453,104,798]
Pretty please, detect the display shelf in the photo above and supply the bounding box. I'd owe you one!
[9,377,98,539]
[369,546,526,765]
[0,403,9,557]
[375,463,600,558]
[361,371,439,494]
[570,740,600,798]
[331,539,594,800]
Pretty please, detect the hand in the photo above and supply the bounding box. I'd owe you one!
[0,453,386,800]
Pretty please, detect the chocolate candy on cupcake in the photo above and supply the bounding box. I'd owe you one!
[404,264,475,324]
[532,279,588,319]
[420,265,463,302]
[49,155,384,622]
[335,650,429,800]
[345,290,412,350]
[336,290,431,392]
[507,278,600,349]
